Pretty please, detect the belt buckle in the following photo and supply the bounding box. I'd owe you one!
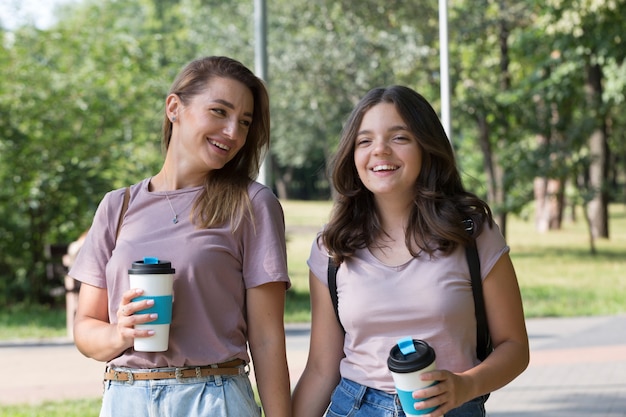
[175,368,184,381]
[126,370,134,384]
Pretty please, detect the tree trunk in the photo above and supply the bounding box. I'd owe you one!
[273,162,293,200]
[585,62,609,239]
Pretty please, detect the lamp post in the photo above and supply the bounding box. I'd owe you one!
[439,0,452,143]
[254,0,269,186]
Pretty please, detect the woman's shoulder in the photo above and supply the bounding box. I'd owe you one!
[100,179,147,206]
[247,180,279,204]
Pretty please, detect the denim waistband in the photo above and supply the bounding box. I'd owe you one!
[338,377,403,410]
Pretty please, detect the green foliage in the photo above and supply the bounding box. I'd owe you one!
[267,0,441,199]
[0,0,255,303]
[1,0,625,303]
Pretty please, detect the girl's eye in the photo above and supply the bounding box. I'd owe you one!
[240,119,251,128]
[393,135,410,142]
[356,137,371,146]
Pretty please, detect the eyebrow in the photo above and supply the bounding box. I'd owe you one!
[213,99,253,118]
[356,125,408,136]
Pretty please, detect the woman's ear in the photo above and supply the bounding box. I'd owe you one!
[166,94,181,122]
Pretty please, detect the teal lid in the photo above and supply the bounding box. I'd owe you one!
[398,337,417,355]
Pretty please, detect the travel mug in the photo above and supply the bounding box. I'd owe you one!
[388,337,438,415]
[128,257,175,352]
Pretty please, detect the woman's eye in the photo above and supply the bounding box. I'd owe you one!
[211,108,226,116]
[240,120,251,128]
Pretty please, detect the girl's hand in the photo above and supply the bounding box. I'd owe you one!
[410,370,474,417]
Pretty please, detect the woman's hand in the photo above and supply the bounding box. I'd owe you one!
[115,288,157,342]
[74,283,158,362]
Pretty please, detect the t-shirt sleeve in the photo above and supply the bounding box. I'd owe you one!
[68,188,126,288]
[241,184,291,289]
[475,221,510,281]
[306,232,330,287]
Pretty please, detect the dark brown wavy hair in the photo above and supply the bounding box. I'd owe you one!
[161,56,270,230]
[322,85,493,264]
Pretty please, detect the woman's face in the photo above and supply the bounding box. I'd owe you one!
[353,102,422,202]
[167,76,254,174]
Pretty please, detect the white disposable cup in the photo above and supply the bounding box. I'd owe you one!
[128,258,175,352]
[388,339,438,415]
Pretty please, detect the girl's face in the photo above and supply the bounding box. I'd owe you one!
[354,103,422,202]
[167,76,254,174]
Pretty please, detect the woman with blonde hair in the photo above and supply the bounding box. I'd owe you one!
[72,56,291,417]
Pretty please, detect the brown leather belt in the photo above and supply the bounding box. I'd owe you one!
[104,359,246,382]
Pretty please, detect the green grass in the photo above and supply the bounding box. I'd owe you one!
[0,303,66,340]
[1,201,625,415]
[0,398,101,417]
[508,205,626,317]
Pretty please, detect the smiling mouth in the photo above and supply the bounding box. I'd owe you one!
[372,164,399,172]
[209,139,230,151]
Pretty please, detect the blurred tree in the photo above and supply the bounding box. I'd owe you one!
[267,0,440,199]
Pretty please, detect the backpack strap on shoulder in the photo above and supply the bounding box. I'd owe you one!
[116,187,131,242]
[463,218,493,361]
[327,258,345,334]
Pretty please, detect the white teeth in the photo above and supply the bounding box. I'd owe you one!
[210,140,230,151]
[372,165,398,172]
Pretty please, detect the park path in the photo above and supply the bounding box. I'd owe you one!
[1,315,626,416]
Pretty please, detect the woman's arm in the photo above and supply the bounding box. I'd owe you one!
[247,281,292,417]
[292,271,345,417]
[73,283,156,362]
[415,253,530,416]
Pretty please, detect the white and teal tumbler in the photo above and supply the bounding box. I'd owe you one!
[129,257,175,352]
[388,337,439,415]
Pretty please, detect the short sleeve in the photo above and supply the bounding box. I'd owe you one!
[306,232,331,286]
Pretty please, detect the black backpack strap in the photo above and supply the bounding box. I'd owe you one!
[464,218,492,361]
[327,258,345,334]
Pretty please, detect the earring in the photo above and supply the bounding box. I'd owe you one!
[171,116,177,122]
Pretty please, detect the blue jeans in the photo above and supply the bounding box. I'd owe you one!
[326,378,487,417]
[100,367,260,417]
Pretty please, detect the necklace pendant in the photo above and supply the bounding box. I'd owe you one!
[172,215,178,224]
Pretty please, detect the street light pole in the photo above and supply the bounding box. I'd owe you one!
[254,0,269,185]
[439,0,452,143]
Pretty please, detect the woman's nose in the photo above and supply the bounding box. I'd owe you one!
[222,119,242,140]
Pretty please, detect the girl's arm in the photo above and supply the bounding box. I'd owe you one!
[292,271,345,417]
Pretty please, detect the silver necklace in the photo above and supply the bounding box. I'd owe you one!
[162,169,179,224]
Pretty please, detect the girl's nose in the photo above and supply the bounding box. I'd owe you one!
[373,138,390,155]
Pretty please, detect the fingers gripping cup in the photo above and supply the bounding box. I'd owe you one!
[388,337,438,415]
[129,257,175,352]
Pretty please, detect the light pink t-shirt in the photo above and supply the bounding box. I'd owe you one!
[70,178,290,368]
[307,223,508,393]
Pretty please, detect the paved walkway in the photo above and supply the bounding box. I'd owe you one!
[1,315,625,416]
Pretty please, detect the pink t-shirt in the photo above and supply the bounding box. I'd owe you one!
[307,223,508,393]
[70,178,290,368]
